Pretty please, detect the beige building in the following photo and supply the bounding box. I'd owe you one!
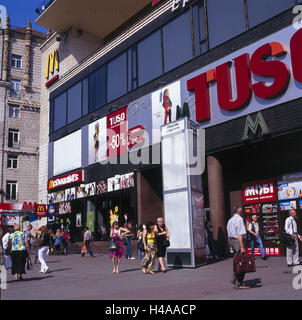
[0,16,45,204]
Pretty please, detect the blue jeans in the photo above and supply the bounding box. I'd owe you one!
[250,236,266,257]
[125,237,132,258]
[83,240,94,257]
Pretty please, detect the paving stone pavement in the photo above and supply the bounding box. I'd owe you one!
[1,254,302,300]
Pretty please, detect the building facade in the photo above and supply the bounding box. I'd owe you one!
[0,16,45,208]
[37,0,302,260]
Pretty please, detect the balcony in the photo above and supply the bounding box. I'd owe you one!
[35,0,153,39]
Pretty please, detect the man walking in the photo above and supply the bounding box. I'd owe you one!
[2,227,13,270]
[227,206,250,289]
[285,209,302,267]
[81,227,95,258]
[248,215,268,260]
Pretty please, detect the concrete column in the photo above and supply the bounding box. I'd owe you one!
[207,156,227,256]
[2,15,10,81]
[23,20,32,89]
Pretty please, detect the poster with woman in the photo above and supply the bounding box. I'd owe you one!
[85,182,96,196]
[151,81,181,145]
[88,117,107,165]
[76,185,87,198]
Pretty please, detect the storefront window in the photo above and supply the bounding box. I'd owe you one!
[207,0,246,48]
[163,9,193,73]
[67,81,82,124]
[137,30,163,86]
[53,92,67,131]
[247,0,294,28]
[107,52,127,102]
[89,65,107,112]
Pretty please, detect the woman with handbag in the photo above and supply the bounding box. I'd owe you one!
[154,217,170,273]
[142,221,157,274]
[36,226,51,273]
[109,221,130,274]
[9,224,30,281]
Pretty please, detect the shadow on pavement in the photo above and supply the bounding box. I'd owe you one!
[244,278,262,288]
[7,275,54,283]
[48,268,72,273]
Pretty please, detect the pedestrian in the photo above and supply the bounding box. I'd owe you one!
[142,221,157,275]
[154,217,170,272]
[81,227,95,257]
[285,209,302,267]
[36,226,51,273]
[124,222,135,260]
[54,229,64,255]
[247,215,268,260]
[9,224,30,281]
[62,229,70,255]
[227,207,250,289]
[2,227,13,270]
[33,232,40,263]
[206,219,217,259]
[49,230,55,255]
[23,224,33,253]
[109,221,130,274]
[137,224,144,260]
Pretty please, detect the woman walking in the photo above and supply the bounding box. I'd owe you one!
[109,221,130,274]
[154,217,170,273]
[49,230,55,255]
[54,229,64,255]
[124,222,135,260]
[62,229,70,255]
[137,225,144,260]
[36,226,51,273]
[142,221,157,275]
[9,224,30,281]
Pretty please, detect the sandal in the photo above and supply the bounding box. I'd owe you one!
[142,268,147,274]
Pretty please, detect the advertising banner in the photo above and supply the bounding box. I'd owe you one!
[76,213,82,227]
[47,204,56,222]
[107,106,128,158]
[242,180,276,204]
[247,247,281,256]
[87,211,95,232]
[96,180,107,194]
[88,117,107,164]
[277,172,302,200]
[48,170,83,191]
[279,201,297,211]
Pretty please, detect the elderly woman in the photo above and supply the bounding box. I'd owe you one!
[154,217,170,273]
[9,224,30,281]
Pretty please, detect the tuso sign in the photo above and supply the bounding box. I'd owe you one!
[187,28,302,123]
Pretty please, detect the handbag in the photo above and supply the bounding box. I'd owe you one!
[108,238,117,250]
[163,239,170,249]
[36,233,44,247]
[138,240,145,252]
[233,253,256,274]
[283,219,296,246]
[81,244,87,254]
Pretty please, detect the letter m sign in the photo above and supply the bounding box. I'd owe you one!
[242,112,270,141]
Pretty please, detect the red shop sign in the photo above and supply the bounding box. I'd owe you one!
[36,204,47,218]
[242,179,276,205]
[187,29,302,123]
[47,170,83,191]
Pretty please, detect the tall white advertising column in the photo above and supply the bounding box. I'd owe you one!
[161,117,206,268]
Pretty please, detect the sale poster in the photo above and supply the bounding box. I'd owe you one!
[107,106,128,158]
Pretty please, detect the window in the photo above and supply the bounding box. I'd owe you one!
[8,129,19,148]
[137,30,163,86]
[163,10,193,72]
[89,65,107,112]
[6,181,17,200]
[82,78,89,116]
[207,0,246,48]
[10,79,21,97]
[9,105,20,118]
[7,154,18,169]
[107,52,127,102]
[247,0,294,28]
[127,47,137,91]
[67,82,82,123]
[11,54,22,69]
[192,2,207,56]
[53,92,67,131]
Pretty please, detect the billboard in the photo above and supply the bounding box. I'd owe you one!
[88,117,107,164]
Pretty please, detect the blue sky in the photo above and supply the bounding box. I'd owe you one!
[0,0,47,33]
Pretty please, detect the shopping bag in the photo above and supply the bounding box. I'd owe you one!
[81,244,87,254]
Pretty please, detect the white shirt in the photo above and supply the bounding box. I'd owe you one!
[285,216,299,236]
[84,230,92,240]
[2,232,10,249]
[227,214,246,238]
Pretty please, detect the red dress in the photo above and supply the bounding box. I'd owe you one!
[109,229,123,259]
